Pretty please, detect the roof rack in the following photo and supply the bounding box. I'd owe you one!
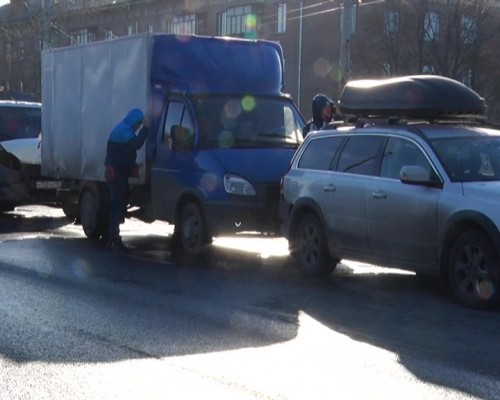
[337,75,486,120]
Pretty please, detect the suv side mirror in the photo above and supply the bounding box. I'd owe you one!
[400,165,443,188]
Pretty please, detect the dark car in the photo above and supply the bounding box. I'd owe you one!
[0,100,60,211]
[0,101,41,210]
[280,75,500,309]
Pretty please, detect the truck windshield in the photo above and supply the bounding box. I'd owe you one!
[193,95,304,150]
[0,105,41,142]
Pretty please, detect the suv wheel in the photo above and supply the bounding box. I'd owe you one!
[291,213,337,277]
[448,229,499,309]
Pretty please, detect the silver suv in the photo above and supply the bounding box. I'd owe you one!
[280,75,500,309]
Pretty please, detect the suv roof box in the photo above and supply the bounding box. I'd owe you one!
[338,75,486,119]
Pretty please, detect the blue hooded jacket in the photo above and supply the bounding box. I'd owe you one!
[105,108,148,176]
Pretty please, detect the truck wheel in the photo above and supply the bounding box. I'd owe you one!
[80,190,101,240]
[62,197,79,220]
[291,213,337,277]
[448,229,499,309]
[178,202,211,256]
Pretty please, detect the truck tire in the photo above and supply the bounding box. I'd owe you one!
[62,197,79,220]
[291,213,337,277]
[80,190,108,241]
[448,229,499,309]
[178,202,211,256]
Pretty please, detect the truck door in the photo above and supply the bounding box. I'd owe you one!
[151,98,195,221]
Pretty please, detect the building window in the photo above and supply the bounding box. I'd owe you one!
[422,65,435,74]
[5,41,11,62]
[382,63,392,75]
[218,5,260,37]
[461,15,476,44]
[462,69,473,87]
[168,14,197,34]
[70,28,96,45]
[384,10,398,36]
[424,11,439,42]
[18,40,24,62]
[49,28,61,48]
[277,3,287,34]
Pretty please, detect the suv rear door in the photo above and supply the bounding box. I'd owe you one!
[325,134,386,254]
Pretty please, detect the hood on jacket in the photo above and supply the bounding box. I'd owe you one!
[108,109,144,144]
[312,94,333,127]
[123,108,144,128]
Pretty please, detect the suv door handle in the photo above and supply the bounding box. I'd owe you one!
[372,190,387,199]
[323,184,336,192]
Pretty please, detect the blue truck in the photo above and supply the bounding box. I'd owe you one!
[41,33,304,254]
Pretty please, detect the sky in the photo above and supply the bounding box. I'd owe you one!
[0,0,9,6]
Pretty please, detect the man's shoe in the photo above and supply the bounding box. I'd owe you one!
[108,237,129,254]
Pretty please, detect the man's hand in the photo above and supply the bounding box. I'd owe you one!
[131,163,143,178]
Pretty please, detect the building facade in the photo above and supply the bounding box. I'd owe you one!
[0,0,499,121]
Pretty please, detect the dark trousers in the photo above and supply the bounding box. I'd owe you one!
[106,170,129,240]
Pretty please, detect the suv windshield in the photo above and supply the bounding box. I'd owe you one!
[431,136,500,182]
[193,95,304,149]
[0,105,41,141]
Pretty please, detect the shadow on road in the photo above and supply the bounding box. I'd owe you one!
[0,211,499,399]
[0,206,70,234]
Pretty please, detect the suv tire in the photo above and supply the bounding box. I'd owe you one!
[291,213,337,277]
[448,229,500,309]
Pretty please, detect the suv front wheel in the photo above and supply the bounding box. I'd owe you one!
[448,229,500,309]
[291,213,338,277]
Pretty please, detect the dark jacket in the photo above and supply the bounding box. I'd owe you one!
[105,109,148,178]
[302,94,334,138]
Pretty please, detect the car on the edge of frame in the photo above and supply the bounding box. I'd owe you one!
[280,75,500,309]
[0,100,62,212]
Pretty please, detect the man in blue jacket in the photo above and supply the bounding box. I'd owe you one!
[104,108,149,253]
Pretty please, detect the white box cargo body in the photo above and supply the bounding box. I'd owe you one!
[41,34,150,184]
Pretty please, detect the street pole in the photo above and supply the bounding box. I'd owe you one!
[42,0,51,50]
[297,1,303,109]
[339,0,354,93]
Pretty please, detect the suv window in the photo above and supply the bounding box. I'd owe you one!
[432,136,500,182]
[298,136,343,170]
[336,135,385,176]
[380,137,432,179]
[0,105,41,141]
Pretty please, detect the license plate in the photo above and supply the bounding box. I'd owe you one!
[36,180,62,190]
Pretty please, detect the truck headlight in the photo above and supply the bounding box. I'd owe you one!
[223,174,256,196]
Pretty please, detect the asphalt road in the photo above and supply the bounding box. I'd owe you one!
[0,205,499,400]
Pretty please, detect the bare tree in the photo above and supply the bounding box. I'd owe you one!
[0,0,115,99]
[351,0,500,121]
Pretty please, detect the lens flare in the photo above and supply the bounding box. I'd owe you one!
[200,173,218,193]
[314,58,333,79]
[223,99,242,120]
[242,95,256,112]
[245,14,257,30]
[218,130,235,148]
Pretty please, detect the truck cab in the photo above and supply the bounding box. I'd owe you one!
[146,92,303,254]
